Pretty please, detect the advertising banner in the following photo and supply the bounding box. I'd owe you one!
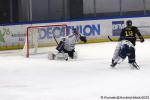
[0,16,150,50]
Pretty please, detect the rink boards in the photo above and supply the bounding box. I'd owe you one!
[0,16,150,50]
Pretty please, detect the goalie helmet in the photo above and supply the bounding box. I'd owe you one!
[72,28,79,35]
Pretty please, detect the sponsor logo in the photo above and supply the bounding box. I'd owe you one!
[0,30,5,43]
[39,26,66,40]
[112,21,125,36]
[0,28,26,43]
[67,24,100,36]
[39,24,101,40]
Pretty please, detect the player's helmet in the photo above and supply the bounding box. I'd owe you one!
[126,20,132,27]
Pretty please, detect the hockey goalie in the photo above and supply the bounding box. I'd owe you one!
[48,28,87,60]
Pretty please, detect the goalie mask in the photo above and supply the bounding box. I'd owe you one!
[72,28,79,35]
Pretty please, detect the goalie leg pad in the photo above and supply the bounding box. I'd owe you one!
[48,52,68,60]
[48,52,56,60]
[55,53,69,60]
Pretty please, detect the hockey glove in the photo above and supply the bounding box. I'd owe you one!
[80,36,87,43]
[56,41,64,52]
[139,36,144,43]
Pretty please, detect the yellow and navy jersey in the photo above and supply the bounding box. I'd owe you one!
[120,26,143,46]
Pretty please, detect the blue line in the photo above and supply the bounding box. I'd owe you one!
[0,15,150,26]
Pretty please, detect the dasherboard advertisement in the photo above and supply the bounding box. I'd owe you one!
[0,16,150,50]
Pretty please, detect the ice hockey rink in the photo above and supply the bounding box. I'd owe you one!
[0,39,150,100]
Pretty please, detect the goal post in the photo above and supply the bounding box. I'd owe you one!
[22,24,68,58]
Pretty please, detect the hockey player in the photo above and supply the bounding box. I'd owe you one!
[48,28,87,60]
[111,40,139,69]
[119,20,144,46]
[111,20,144,69]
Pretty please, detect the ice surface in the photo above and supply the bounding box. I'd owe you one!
[0,39,150,100]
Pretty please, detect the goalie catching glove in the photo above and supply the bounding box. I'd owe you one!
[80,35,87,43]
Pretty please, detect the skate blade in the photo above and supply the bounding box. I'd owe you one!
[130,65,140,70]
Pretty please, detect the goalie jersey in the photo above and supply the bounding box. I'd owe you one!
[63,32,80,51]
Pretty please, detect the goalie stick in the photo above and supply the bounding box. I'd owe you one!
[53,32,59,45]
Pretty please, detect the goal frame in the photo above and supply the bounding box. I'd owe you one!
[25,24,68,58]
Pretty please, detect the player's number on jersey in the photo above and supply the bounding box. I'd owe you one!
[125,31,133,36]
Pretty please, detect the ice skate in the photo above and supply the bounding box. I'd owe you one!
[130,62,140,70]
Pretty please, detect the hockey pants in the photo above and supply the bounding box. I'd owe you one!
[119,44,135,63]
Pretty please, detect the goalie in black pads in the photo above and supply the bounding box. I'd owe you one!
[111,20,144,69]
[48,28,87,60]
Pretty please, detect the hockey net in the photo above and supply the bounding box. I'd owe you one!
[22,24,68,58]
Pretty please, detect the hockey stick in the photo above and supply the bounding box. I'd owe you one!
[108,35,118,42]
[108,35,113,41]
[108,35,141,42]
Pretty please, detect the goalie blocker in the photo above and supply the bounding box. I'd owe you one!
[48,28,87,60]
